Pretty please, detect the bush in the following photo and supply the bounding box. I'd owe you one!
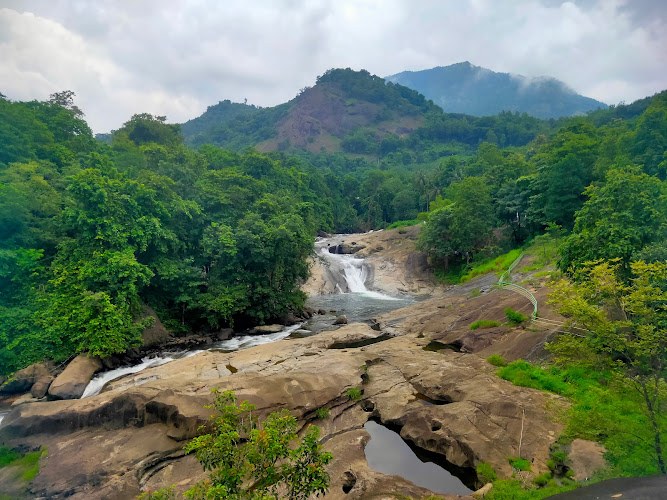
[533,472,552,487]
[470,320,501,330]
[184,389,333,499]
[487,354,506,367]
[346,387,362,400]
[137,486,176,500]
[505,308,528,325]
[508,457,531,471]
[316,407,330,419]
[468,288,482,298]
[476,462,497,483]
[387,219,421,230]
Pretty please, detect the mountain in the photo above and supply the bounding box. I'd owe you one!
[385,62,607,119]
[182,68,437,153]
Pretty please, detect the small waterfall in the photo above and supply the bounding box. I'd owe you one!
[0,409,7,426]
[316,236,397,300]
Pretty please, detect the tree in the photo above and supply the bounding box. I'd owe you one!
[183,390,332,499]
[560,165,667,273]
[548,260,667,474]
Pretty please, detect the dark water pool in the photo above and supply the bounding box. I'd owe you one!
[363,420,473,495]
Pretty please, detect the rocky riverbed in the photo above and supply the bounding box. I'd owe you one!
[0,229,605,499]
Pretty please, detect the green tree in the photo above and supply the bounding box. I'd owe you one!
[184,390,332,499]
[560,165,666,273]
[548,260,667,474]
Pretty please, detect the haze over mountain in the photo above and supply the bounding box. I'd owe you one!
[385,62,608,119]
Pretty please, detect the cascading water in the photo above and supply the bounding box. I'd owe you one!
[80,323,304,398]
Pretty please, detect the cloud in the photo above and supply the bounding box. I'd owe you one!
[0,0,665,132]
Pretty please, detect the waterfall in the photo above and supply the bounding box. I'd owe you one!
[315,236,397,300]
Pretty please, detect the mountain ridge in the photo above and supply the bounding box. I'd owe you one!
[385,61,607,119]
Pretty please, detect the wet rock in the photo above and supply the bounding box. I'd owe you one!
[30,376,54,399]
[248,324,284,335]
[280,313,300,326]
[317,308,327,315]
[0,363,52,395]
[48,355,103,400]
[216,328,234,341]
[11,393,38,406]
[334,315,348,325]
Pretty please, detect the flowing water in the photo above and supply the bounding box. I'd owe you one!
[81,234,416,398]
[364,420,473,495]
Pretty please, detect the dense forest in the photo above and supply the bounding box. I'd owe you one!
[1,69,665,380]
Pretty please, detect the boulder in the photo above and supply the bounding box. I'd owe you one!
[0,363,51,395]
[334,315,348,325]
[216,328,234,341]
[48,355,103,400]
[317,309,327,315]
[568,439,607,480]
[30,376,54,399]
[280,313,300,326]
[140,306,171,348]
[473,483,493,498]
[248,324,284,335]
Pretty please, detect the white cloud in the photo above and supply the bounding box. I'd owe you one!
[0,0,665,132]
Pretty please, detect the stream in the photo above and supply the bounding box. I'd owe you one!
[81,234,414,398]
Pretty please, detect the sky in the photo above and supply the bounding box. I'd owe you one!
[1,0,665,133]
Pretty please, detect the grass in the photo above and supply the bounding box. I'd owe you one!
[387,219,421,230]
[0,446,47,483]
[487,354,506,367]
[346,388,362,401]
[476,462,497,483]
[315,407,330,419]
[468,288,482,298]
[460,248,523,283]
[508,457,532,471]
[470,320,501,330]
[505,307,528,325]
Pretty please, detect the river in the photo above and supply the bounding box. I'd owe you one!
[81,234,415,398]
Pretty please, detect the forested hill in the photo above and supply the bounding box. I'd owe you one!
[181,67,555,154]
[385,62,608,119]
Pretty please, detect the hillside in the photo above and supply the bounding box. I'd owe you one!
[386,62,608,119]
[181,68,555,155]
[182,68,437,153]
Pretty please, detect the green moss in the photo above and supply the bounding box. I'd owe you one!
[470,320,501,330]
[0,447,21,468]
[487,354,506,367]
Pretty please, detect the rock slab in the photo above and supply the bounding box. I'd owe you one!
[48,355,103,399]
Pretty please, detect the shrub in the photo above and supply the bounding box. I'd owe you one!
[184,389,333,499]
[476,462,497,483]
[470,320,501,330]
[387,219,421,230]
[346,387,362,400]
[316,407,330,420]
[505,308,528,325]
[137,486,176,500]
[546,459,556,471]
[508,457,531,471]
[487,354,506,367]
[533,472,552,487]
[468,288,482,298]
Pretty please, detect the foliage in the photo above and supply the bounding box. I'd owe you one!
[184,390,332,500]
[461,249,523,283]
[315,407,330,420]
[505,308,528,325]
[548,260,667,474]
[138,486,176,500]
[487,354,506,367]
[508,457,532,471]
[560,166,666,273]
[346,388,362,401]
[484,479,578,500]
[470,320,501,331]
[533,472,552,486]
[476,462,497,483]
[386,219,422,230]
